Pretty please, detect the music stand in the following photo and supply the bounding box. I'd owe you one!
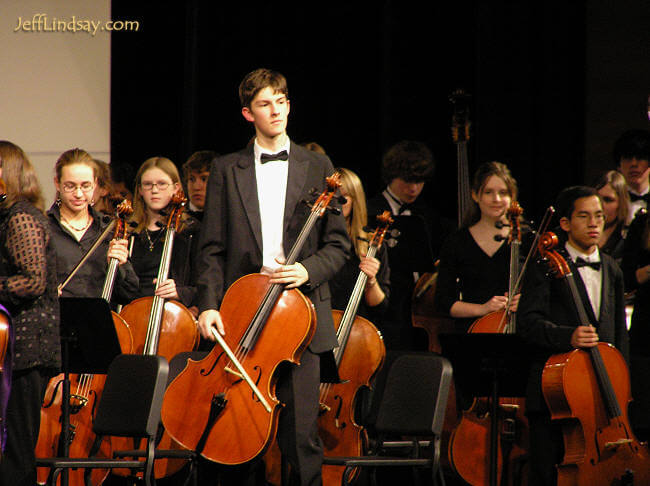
[439,333,532,486]
[56,297,122,486]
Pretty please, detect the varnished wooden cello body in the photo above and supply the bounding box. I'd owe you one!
[448,201,529,486]
[538,232,650,485]
[36,200,135,486]
[112,190,199,480]
[161,173,341,465]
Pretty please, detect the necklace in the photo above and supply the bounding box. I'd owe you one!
[61,213,92,232]
[144,228,164,252]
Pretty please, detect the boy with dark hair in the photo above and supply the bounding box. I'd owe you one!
[182,150,217,221]
[195,68,350,485]
[366,140,453,351]
[614,129,650,223]
[517,185,629,486]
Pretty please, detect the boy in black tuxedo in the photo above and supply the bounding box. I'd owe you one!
[517,185,629,486]
[194,68,350,485]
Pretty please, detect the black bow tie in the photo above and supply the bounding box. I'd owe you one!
[398,203,413,215]
[629,191,650,203]
[260,150,289,164]
[575,257,601,271]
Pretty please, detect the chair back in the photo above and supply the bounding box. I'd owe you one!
[93,354,169,438]
[374,352,452,436]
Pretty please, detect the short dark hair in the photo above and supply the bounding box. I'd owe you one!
[613,129,650,164]
[381,140,435,184]
[238,68,288,109]
[182,150,217,181]
[555,185,601,221]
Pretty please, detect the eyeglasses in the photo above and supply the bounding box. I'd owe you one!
[62,182,94,193]
[140,181,171,191]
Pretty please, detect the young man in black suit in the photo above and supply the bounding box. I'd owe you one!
[194,68,350,485]
[517,185,629,486]
[366,140,454,351]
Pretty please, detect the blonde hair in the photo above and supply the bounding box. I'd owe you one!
[337,167,369,258]
[131,157,182,232]
[0,140,45,211]
[593,170,630,225]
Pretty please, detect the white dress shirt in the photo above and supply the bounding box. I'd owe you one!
[254,139,290,275]
[565,242,602,320]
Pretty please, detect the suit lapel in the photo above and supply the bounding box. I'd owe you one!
[283,142,309,236]
[233,149,263,253]
[567,259,599,326]
[598,258,611,325]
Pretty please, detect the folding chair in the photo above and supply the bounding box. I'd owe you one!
[111,351,206,486]
[36,354,169,486]
[323,352,452,486]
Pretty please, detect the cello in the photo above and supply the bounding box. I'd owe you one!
[265,211,391,486]
[161,173,342,465]
[538,232,650,485]
[448,201,529,486]
[113,189,199,480]
[36,199,135,486]
[319,212,390,486]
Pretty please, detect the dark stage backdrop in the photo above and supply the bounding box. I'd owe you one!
[111,1,649,226]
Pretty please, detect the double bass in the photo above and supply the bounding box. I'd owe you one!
[36,199,135,486]
[448,201,529,486]
[538,232,650,485]
[161,173,342,465]
[114,189,199,479]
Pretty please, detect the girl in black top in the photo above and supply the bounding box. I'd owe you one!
[128,157,197,310]
[435,161,521,332]
[329,168,390,320]
[0,141,60,485]
[48,148,137,302]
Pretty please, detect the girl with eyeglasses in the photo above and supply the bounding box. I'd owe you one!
[127,157,197,310]
[47,148,138,301]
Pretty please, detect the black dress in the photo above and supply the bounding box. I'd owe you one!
[435,227,511,333]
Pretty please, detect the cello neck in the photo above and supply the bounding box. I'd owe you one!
[564,269,621,418]
[143,226,176,355]
[101,258,120,302]
[239,176,342,352]
[333,245,378,366]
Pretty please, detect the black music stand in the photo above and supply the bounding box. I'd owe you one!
[439,333,532,486]
[56,297,122,486]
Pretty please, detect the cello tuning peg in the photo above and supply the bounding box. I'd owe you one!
[128,221,139,229]
[154,221,164,229]
[385,238,399,248]
[327,207,341,216]
[494,234,507,242]
[362,226,373,233]
[336,195,347,204]
[495,221,510,229]
[389,229,401,238]
[356,236,370,243]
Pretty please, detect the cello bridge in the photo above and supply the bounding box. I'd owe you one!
[604,438,632,451]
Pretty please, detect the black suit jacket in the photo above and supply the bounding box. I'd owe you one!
[194,142,351,353]
[517,250,629,411]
